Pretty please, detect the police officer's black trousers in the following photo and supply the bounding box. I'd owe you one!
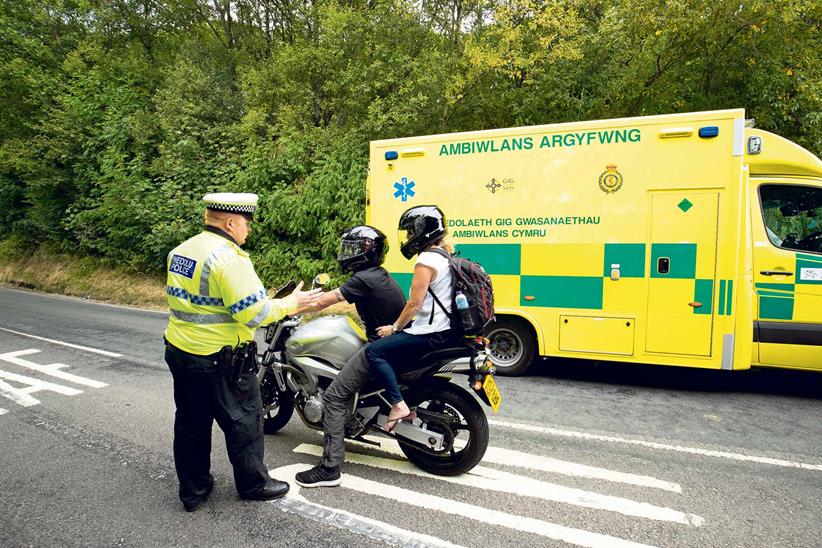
[165,345,270,506]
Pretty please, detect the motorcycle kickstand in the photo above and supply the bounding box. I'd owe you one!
[349,435,381,447]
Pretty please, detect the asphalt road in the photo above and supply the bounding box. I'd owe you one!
[0,286,820,547]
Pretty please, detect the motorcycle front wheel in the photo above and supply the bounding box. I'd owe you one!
[398,383,489,476]
[259,369,295,434]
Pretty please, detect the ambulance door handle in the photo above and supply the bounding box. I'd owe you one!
[760,270,793,276]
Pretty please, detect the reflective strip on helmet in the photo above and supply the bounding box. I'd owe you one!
[245,300,273,328]
[199,243,234,296]
[170,309,234,324]
[228,289,266,314]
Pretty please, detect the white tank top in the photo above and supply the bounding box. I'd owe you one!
[405,249,452,335]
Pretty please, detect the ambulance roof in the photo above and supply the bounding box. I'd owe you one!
[746,129,822,178]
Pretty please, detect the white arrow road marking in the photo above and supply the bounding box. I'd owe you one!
[293,444,703,526]
[0,327,122,357]
[0,349,108,388]
[269,464,465,548]
[273,463,657,548]
[0,407,8,415]
[0,370,82,407]
[489,418,822,472]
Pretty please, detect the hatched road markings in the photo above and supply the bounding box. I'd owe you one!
[267,435,708,548]
[272,463,657,548]
[0,348,107,409]
[293,443,703,525]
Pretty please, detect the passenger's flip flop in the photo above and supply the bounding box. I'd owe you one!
[384,410,417,433]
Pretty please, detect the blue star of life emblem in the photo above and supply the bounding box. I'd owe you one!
[393,177,416,202]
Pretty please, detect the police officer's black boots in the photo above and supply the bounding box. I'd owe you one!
[239,479,290,501]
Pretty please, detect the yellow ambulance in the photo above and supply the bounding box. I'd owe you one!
[366,109,822,375]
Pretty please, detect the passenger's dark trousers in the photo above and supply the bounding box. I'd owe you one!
[365,330,458,404]
[321,346,372,469]
[165,345,270,507]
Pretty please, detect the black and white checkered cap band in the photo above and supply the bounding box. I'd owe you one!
[205,203,256,214]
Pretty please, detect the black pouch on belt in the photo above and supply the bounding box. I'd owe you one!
[245,341,259,375]
[218,345,234,369]
[231,343,247,384]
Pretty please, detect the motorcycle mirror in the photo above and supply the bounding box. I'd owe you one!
[313,273,331,287]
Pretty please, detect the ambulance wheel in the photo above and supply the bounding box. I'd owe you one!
[486,318,536,376]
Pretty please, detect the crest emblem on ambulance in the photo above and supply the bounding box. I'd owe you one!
[598,164,623,194]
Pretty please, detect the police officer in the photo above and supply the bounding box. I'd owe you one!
[294,226,406,488]
[164,192,321,512]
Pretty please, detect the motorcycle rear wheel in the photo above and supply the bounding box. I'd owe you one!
[398,383,489,476]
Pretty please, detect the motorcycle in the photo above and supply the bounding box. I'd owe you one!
[257,275,500,476]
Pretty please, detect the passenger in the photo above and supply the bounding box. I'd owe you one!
[366,205,460,432]
[295,226,407,488]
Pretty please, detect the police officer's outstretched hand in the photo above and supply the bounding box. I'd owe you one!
[290,281,323,313]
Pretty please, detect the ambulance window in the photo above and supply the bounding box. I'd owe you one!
[759,184,822,254]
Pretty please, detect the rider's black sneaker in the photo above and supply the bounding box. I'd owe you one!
[295,464,341,488]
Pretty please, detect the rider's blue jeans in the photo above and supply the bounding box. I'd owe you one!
[365,329,458,404]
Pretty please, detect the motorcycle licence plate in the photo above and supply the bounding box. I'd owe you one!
[483,374,501,414]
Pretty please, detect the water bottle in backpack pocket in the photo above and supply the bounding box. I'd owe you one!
[428,249,495,337]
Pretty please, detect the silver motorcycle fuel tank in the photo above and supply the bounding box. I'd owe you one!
[285,315,366,369]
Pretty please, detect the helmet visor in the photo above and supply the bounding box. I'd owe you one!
[338,239,363,262]
[398,228,412,248]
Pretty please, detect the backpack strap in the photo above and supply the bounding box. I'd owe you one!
[427,247,451,260]
[423,247,453,324]
[427,288,451,324]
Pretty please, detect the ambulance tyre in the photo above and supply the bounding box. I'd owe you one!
[486,317,536,376]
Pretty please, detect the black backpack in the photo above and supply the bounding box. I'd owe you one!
[427,248,495,337]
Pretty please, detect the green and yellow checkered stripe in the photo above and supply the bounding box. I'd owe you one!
[391,242,722,315]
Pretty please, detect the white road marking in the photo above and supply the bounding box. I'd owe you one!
[270,464,465,548]
[482,446,681,491]
[275,463,657,548]
[0,327,122,357]
[0,407,8,415]
[294,444,702,526]
[489,418,822,472]
[0,370,82,407]
[340,434,681,492]
[0,349,108,388]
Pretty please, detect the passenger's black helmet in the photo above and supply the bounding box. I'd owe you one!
[337,225,388,273]
[398,205,447,259]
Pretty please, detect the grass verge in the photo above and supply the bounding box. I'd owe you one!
[0,242,356,318]
[0,246,168,310]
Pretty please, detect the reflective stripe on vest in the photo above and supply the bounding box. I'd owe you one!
[170,309,234,324]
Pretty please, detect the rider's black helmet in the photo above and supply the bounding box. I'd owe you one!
[398,205,447,259]
[337,225,388,273]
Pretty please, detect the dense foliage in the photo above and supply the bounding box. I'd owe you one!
[2,0,820,283]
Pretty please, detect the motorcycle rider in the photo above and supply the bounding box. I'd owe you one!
[295,225,406,488]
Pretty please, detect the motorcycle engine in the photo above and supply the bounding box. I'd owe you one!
[303,394,324,424]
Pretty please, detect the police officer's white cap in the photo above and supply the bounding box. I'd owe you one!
[203,192,258,217]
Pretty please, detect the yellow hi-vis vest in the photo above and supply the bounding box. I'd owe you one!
[163,229,297,355]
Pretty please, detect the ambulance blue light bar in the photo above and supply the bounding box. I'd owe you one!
[698,126,719,138]
[385,151,399,160]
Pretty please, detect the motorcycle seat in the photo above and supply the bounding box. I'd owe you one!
[417,346,474,367]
